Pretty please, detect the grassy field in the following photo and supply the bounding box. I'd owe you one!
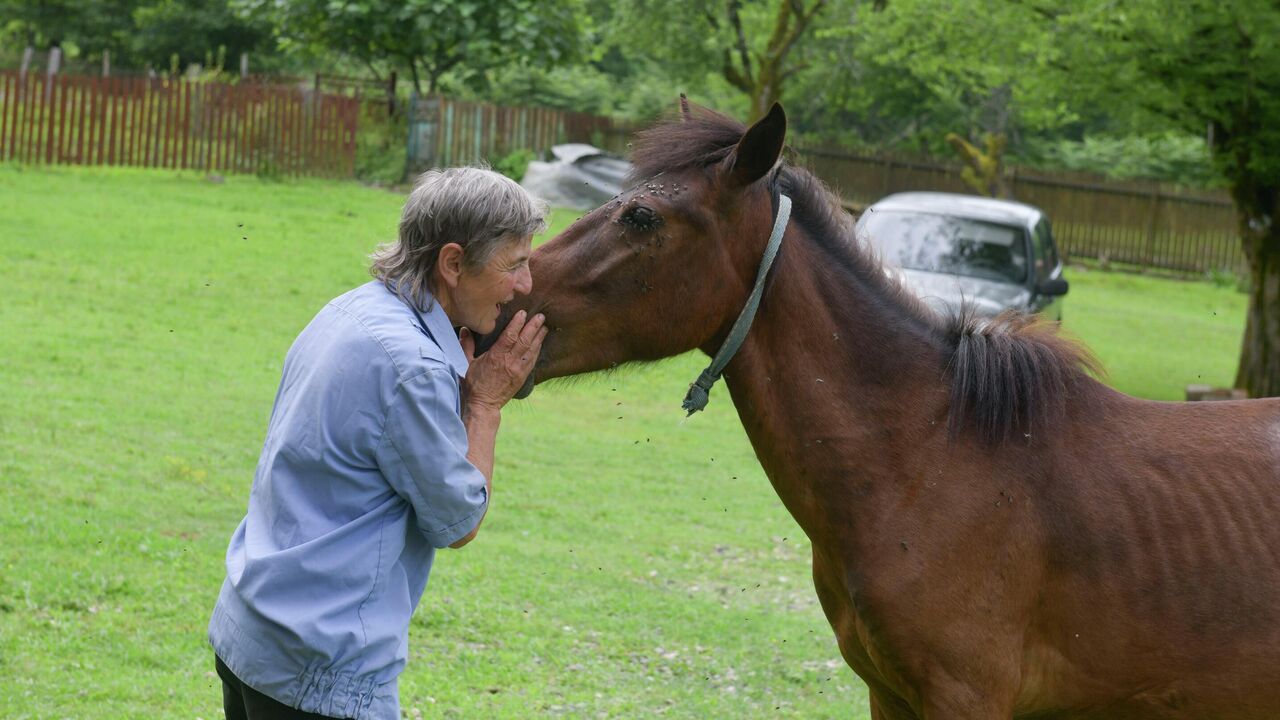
[0,165,1247,719]
[1053,264,1245,400]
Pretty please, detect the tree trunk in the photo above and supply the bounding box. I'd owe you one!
[1228,181,1280,394]
[947,133,1011,198]
[749,66,782,122]
[406,59,423,96]
[723,0,826,122]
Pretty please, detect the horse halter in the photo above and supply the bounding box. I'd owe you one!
[681,193,792,416]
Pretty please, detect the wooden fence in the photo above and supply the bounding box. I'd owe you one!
[405,95,634,177]
[798,147,1245,276]
[0,71,360,177]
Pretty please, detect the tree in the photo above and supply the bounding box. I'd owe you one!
[782,0,1076,151]
[251,0,585,95]
[1043,0,1280,397]
[0,0,278,72]
[947,132,1009,198]
[609,0,829,121]
[131,0,276,72]
[718,0,828,120]
[0,0,136,61]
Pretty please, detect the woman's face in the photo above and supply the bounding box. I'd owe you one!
[450,237,533,334]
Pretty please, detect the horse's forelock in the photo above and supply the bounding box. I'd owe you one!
[627,106,747,185]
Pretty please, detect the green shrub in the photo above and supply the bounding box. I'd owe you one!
[254,157,283,182]
[1206,267,1251,294]
[355,108,409,186]
[1018,133,1223,188]
[491,148,536,181]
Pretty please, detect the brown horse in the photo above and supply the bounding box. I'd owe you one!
[494,102,1280,719]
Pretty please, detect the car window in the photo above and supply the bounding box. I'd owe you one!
[1032,219,1058,281]
[860,210,1028,284]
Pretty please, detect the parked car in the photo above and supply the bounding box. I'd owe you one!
[854,192,1069,320]
[519,143,632,211]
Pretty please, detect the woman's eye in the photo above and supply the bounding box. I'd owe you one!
[620,206,663,231]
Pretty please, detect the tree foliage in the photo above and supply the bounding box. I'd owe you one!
[785,0,1074,152]
[248,0,585,94]
[608,0,830,121]
[0,0,134,60]
[0,0,275,71]
[1020,134,1219,187]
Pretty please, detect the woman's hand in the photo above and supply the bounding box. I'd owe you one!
[459,310,547,413]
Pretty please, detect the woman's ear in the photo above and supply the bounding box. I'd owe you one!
[436,242,465,289]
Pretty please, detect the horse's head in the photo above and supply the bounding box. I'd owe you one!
[496,101,789,392]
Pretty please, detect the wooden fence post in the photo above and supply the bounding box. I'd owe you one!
[1143,185,1161,269]
[240,53,249,79]
[42,49,61,163]
[45,54,61,164]
[20,47,33,74]
[102,50,110,78]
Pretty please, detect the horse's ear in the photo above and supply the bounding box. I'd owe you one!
[725,103,786,188]
[678,93,692,122]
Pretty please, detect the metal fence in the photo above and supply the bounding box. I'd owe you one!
[797,147,1244,276]
[405,94,634,177]
[0,71,360,177]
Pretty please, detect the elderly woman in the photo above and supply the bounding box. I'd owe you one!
[209,167,547,720]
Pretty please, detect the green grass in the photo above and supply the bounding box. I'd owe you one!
[0,165,1248,719]
[1059,265,1245,400]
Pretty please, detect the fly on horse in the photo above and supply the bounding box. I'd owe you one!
[490,100,1280,719]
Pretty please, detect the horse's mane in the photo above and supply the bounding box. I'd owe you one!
[631,105,1099,445]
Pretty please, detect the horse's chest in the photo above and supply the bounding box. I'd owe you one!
[810,549,924,708]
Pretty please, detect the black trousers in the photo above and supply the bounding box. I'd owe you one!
[216,655,343,720]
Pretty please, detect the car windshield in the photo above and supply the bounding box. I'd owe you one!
[861,210,1028,283]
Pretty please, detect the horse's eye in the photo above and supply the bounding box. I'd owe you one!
[620,205,663,232]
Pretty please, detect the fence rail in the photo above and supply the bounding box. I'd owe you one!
[797,147,1245,276]
[405,95,634,176]
[0,71,359,177]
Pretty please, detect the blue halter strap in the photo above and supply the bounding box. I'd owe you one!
[681,194,792,416]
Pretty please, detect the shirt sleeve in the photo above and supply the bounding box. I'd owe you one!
[375,367,488,548]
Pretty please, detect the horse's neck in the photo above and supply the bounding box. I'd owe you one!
[719,235,947,545]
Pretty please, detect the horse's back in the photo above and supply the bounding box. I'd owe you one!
[1020,389,1280,717]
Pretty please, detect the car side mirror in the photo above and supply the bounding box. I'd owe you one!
[1036,277,1069,297]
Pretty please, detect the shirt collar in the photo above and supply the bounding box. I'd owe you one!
[421,297,470,378]
[392,283,470,379]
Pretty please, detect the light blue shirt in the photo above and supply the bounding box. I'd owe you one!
[209,281,487,719]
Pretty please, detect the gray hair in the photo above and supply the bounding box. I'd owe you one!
[371,166,547,310]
